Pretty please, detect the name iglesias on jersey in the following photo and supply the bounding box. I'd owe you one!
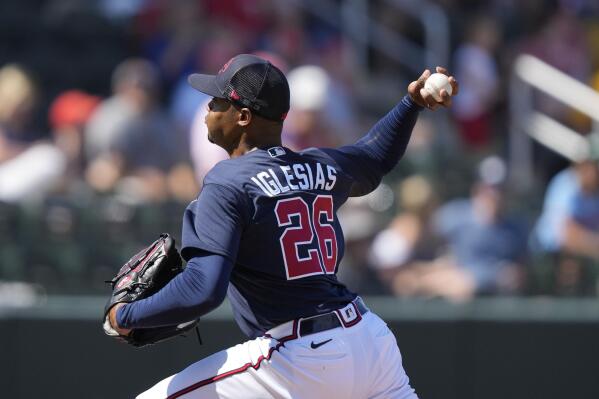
[251,162,337,197]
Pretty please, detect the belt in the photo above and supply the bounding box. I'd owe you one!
[265,297,370,341]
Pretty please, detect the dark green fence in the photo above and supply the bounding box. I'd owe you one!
[5,199,599,297]
[2,297,599,399]
[0,199,187,295]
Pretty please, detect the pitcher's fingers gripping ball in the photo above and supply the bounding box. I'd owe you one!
[103,233,199,347]
[408,66,458,110]
[424,73,453,101]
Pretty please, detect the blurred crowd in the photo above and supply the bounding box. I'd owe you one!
[1,0,599,299]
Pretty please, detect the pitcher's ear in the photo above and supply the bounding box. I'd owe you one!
[238,108,252,126]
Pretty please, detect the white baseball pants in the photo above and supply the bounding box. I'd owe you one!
[137,304,418,399]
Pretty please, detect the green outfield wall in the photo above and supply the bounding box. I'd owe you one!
[1,297,598,399]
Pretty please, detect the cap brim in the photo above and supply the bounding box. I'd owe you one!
[188,74,224,98]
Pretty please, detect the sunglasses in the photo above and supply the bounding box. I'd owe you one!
[207,97,246,113]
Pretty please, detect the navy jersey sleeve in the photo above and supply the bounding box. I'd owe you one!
[117,251,233,328]
[116,182,247,329]
[181,183,249,262]
[320,95,421,196]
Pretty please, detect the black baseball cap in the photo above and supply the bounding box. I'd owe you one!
[188,54,290,121]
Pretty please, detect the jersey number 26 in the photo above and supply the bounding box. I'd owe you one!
[275,195,338,280]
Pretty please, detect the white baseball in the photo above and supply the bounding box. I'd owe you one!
[424,73,452,102]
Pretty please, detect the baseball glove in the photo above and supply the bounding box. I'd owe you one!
[103,233,199,347]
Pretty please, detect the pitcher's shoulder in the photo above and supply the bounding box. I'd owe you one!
[203,154,265,187]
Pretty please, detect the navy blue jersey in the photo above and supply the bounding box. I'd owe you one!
[182,147,358,336]
[182,95,421,337]
[118,95,421,338]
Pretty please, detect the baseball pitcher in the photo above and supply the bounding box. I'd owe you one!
[105,54,456,398]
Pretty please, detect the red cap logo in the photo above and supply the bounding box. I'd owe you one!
[230,90,240,101]
[219,58,234,74]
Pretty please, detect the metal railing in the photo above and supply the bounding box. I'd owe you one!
[509,54,599,189]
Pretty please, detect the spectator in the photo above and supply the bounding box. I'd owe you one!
[380,157,527,301]
[452,15,501,149]
[48,90,101,190]
[532,140,599,294]
[85,58,195,202]
[0,64,40,163]
[369,175,441,295]
[85,58,162,159]
[283,65,353,150]
[0,64,66,203]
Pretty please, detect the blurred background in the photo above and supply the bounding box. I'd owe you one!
[1,0,599,398]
